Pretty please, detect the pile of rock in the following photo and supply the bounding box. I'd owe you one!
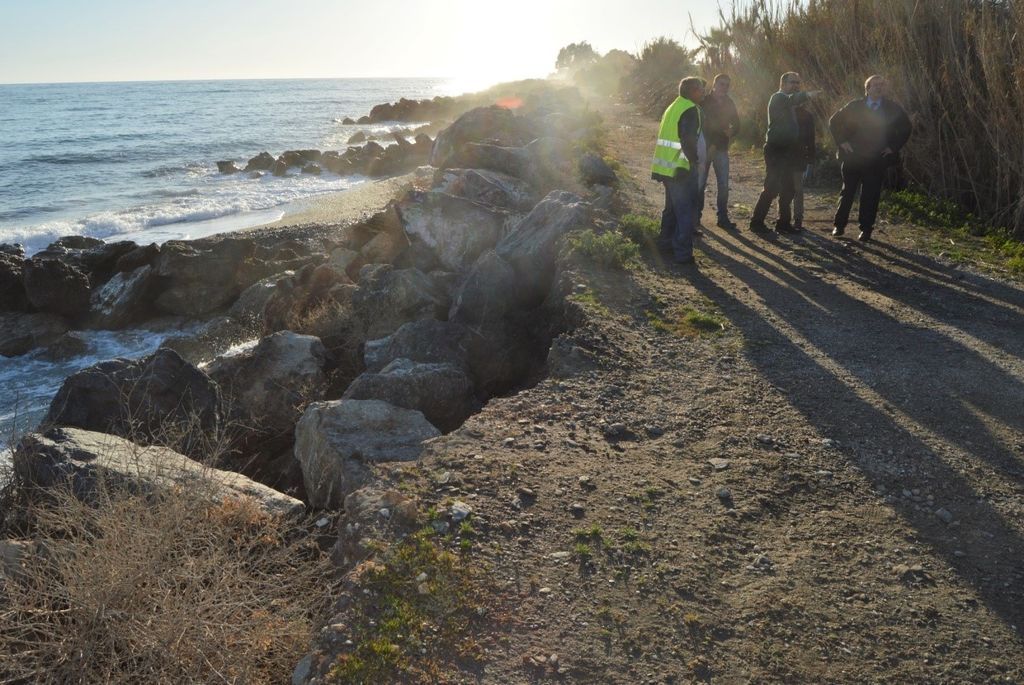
[13,85,609,541]
[218,133,434,180]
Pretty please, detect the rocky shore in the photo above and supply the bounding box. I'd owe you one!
[1,79,619,682]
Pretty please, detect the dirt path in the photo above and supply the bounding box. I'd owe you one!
[402,99,1024,684]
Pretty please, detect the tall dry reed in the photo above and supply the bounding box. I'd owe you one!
[707,0,1024,236]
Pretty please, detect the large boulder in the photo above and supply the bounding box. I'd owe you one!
[351,264,448,339]
[45,348,222,457]
[396,190,514,272]
[429,106,539,168]
[160,315,253,366]
[364,319,475,373]
[496,190,589,304]
[343,358,477,432]
[294,399,440,508]
[14,427,302,516]
[262,264,352,335]
[0,312,70,357]
[579,151,617,186]
[153,237,256,317]
[115,242,160,273]
[0,250,29,312]
[442,142,535,179]
[22,257,91,319]
[448,249,520,324]
[207,332,328,468]
[229,273,282,327]
[79,240,139,285]
[244,151,276,172]
[89,265,158,329]
[434,168,537,212]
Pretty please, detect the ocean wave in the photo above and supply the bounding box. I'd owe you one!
[141,162,207,178]
[23,151,132,165]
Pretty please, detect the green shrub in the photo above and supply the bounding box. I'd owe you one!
[619,213,660,247]
[569,228,640,269]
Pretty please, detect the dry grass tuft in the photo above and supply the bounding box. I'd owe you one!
[0,478,335,684]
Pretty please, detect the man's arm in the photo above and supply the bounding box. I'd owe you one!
[728,98,741,139]
[829,100,856,152]
[677,107,700,171]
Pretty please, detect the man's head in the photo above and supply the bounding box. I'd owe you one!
[780,72,802,94]
[712,74,731,97]
[864,75,887,100]
[679,76,706,104]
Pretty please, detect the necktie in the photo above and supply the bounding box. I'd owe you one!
[871,102,879,111]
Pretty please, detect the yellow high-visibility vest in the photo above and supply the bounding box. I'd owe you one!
[651,96,701,178]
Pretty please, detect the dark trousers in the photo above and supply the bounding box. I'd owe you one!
[752,144,796,227]
[657,172,698,260]
[834,161,886,231]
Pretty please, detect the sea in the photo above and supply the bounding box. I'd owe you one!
[0,77,457,449]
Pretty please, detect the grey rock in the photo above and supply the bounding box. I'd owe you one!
[153,238,257,317]
[396,190,515,271]
[45,347,221,457]
[433,168,537,212]
[0,312,70,357]
[294,399,440,508]
[578,152,617,186]
[14,426,302,516]
[429,106,538,168]
[0,251,29,311]
[89,265,157,329]
[448,249,520,324]
[364,319,473,373]
[23,256,91,319]
[343,358,477,432]
[351,264,448,339]
[935,507,954,524]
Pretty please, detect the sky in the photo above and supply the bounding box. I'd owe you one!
[0,0,729,86]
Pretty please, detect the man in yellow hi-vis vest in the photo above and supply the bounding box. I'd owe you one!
[653,77,704,265]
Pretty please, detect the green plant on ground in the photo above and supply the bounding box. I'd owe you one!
[570,288,611,316]
[329,529,493,683]
[573,524,605,544]
[568,228,640,269]
[883,190,1024,274]
[646,306,727,338]
[619,213,661,248]
[574,542,593,561]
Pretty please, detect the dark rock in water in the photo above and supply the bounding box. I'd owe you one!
[0,312,70,357]
[396,190,514,272]
[391,132,413,149]
[13,427,302,516]
[22,257,91,319]
[248,171,264,179]
[430,106,538,168]
[50,236,103,251]
[272,158,289,177]
[342,117,356,125]
[357,115,371,124]
[347,131,366,144]
[343,358,478,433]
[45,347,222,457]
[40,331,90,361]
[297,149,322,162]
[89,265,157,329]
[0,243,24,258]
[0,251,29,312]
[294,399,439,508]
[229,273,282,327]
[362,140,384,157]
[496,190,590,304]
[579,151,617,186]
[217,160,241,174]
[79,240,138,285]
[280,150,306,167]
[320,151,353,175]
[433,168,537,212]
[152,237,256,317]
[160,315,253,366]
[115,242,160,273]
[448,249,520,324]
[352,264,449,340]
[244,151,276,172]
[301,163,322,175]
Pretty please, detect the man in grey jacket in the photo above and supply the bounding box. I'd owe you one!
[750,72,818,234]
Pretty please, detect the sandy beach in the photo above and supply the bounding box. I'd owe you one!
[254,172,418,230]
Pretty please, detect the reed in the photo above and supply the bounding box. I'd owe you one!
[704,0,1024,236]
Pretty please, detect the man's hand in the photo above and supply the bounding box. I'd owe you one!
[803,164,813,181]
[840,143,853,154]
[882,147,894,155]
[806,90,823,98]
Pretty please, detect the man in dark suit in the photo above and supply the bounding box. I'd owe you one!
[829,75,912,242]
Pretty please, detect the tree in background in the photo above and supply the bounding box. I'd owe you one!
[622,37,698,117]
[555,42,600,71]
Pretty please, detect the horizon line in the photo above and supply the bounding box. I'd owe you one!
[0,75,468,87]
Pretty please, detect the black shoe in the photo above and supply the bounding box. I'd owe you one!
[749,220,769,232]
[776,223,798,234]
[717,218,738,230]
[793,223,804,231]
[831,226,845,237]
[858,229,873,242]
[673,255,696,265]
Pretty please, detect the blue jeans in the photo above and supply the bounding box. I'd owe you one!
[698,146,730,221]
[658,172,698,260]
